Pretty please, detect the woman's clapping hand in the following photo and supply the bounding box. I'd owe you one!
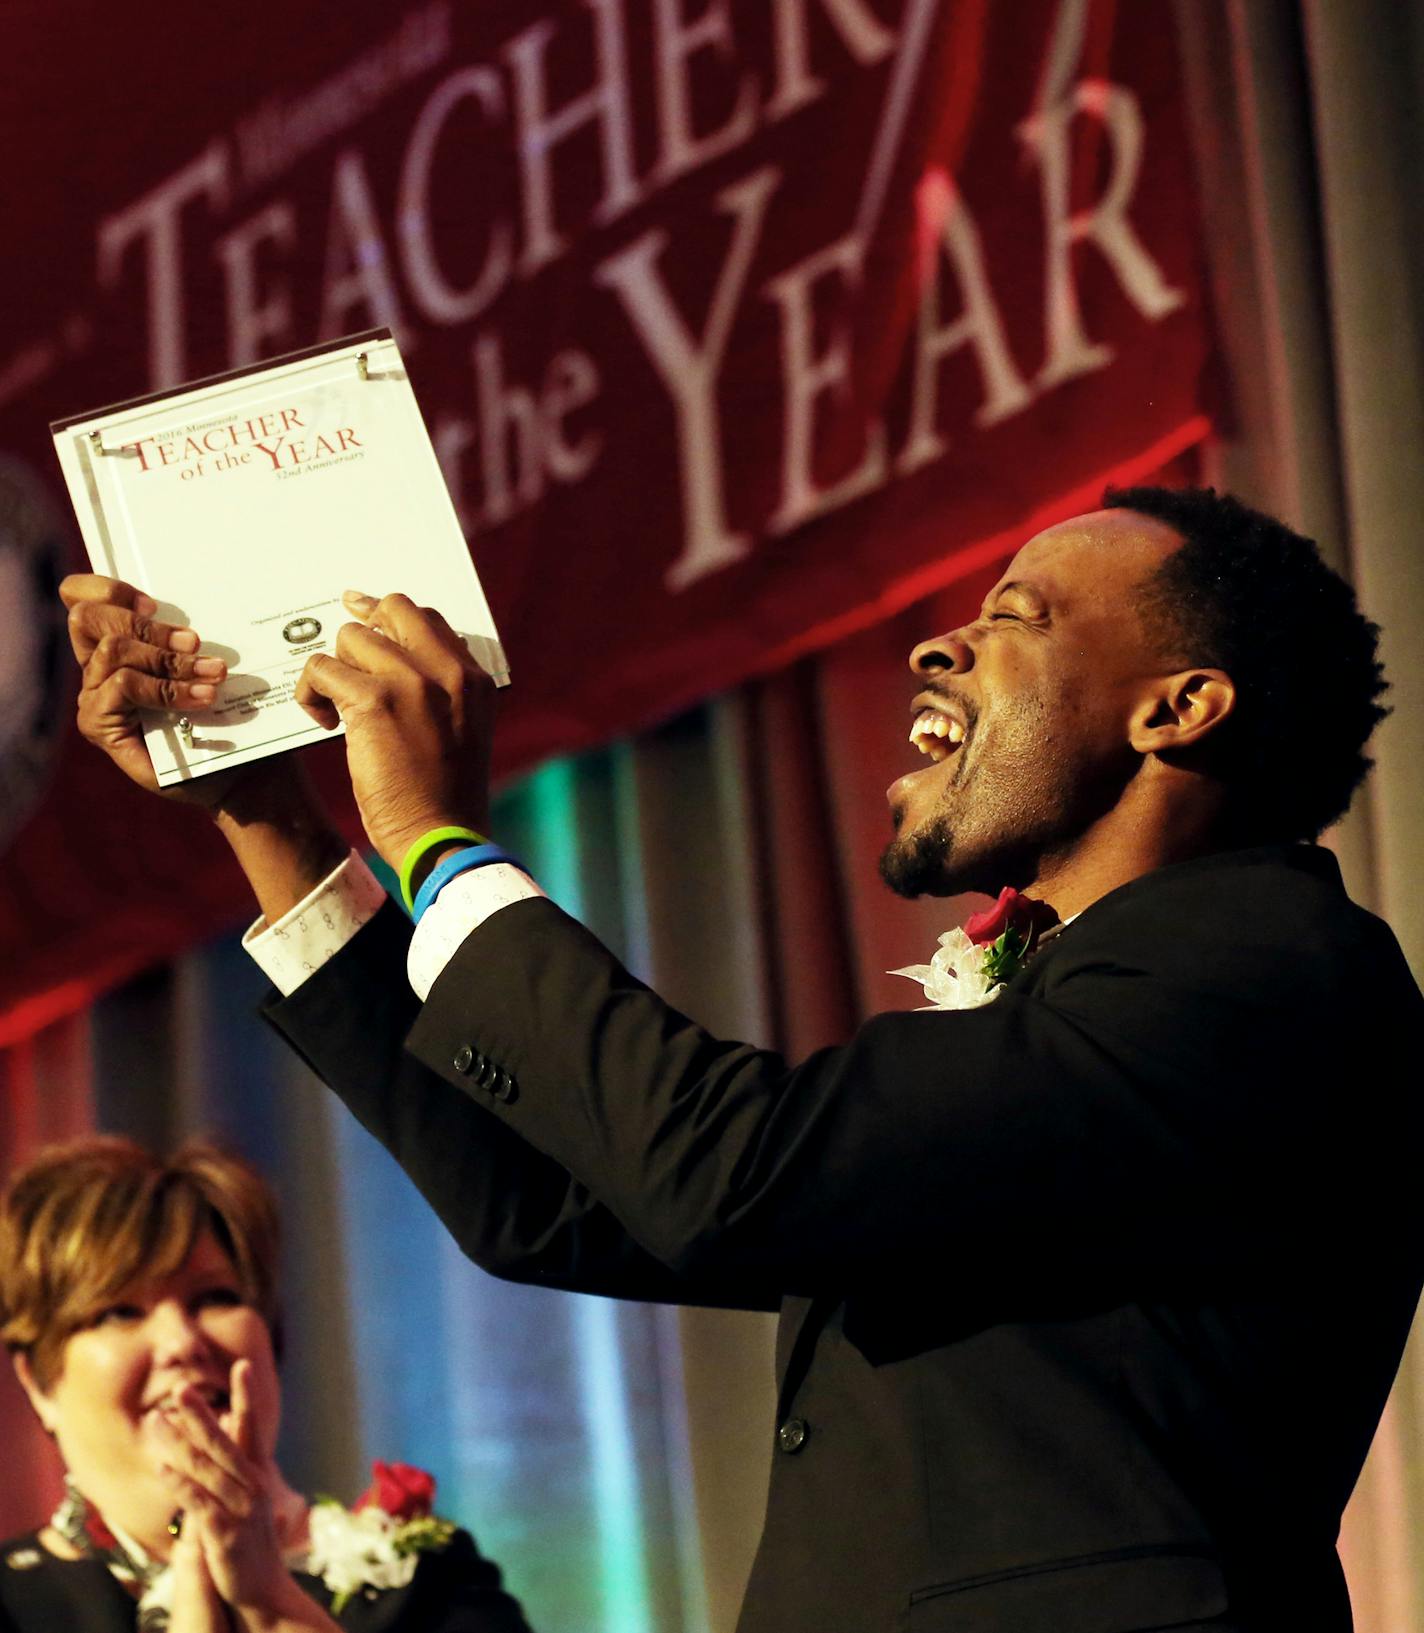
[148,1360,338,1633]
[165,1525,230,1633]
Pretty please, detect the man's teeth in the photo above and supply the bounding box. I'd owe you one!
[909,708,965,763]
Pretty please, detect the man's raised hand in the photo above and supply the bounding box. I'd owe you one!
[295,591,496,870]
[59,573,228,800]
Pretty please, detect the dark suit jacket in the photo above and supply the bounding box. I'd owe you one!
[0,1527,531,1632]
[266,844,1424,1633]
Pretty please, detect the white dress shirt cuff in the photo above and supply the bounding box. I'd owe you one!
[242,849,388,997]
[407,864,547,1001]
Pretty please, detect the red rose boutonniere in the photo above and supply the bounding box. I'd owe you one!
[964,887,1060,979]
[890,888,1060,1011]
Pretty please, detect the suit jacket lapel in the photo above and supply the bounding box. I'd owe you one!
[775,1293,840,1420]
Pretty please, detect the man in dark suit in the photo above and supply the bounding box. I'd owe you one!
[63,487,1422,1632]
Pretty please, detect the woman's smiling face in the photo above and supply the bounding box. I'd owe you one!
[17,1229,280,1553]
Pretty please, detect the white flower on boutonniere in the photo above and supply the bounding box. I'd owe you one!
[306,1462,456,1613]
[889,888,1059,1012]
[889,926,1008,1010]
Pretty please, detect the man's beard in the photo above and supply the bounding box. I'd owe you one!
[879,808,959,898]
[878,720,1134,901]
[878,809,1026,899]
[877,696,1065,900]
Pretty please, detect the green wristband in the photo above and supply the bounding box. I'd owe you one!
[398,825,488,912]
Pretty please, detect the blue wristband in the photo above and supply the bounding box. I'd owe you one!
[410,843,527,923]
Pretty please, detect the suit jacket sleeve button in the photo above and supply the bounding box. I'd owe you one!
[453,1045,475,1074]
[493,1070,519,1105]
[777,1418,809,1454]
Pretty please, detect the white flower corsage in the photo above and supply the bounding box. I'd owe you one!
[306,1462,455,1613]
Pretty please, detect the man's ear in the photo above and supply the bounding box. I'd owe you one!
[12,1352,57,1434]
[1129,668,1235,755]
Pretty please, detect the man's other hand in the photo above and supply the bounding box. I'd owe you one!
[296,591,496,870]
[59,572,232,803]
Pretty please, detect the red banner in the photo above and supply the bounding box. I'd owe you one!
[0,0,1215,1037]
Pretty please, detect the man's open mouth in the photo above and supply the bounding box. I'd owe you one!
[908,706,966,764]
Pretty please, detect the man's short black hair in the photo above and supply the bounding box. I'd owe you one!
[1103,484,1389,841]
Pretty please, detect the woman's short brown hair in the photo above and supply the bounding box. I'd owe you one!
[0,1136,281,1391]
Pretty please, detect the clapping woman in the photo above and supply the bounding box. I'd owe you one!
[0,1137,533,1632]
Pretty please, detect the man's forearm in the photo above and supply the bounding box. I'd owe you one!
[210,767,348,924]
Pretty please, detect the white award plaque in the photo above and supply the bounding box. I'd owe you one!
[52,329,507,786]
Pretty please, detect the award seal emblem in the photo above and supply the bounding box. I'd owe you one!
[0,455,68,852]
[282,615,323,647]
